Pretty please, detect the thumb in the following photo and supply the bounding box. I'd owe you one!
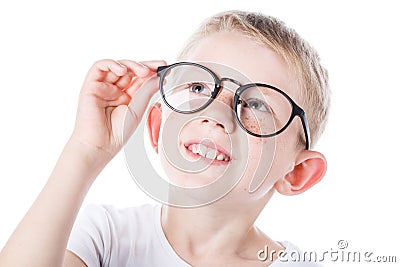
[126,74,160,132]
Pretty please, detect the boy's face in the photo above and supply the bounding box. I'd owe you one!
[148,32,308,205]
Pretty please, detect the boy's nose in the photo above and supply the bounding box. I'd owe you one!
[199,90,236,134]
[201,118,228,132]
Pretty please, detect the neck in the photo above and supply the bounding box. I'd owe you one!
[161,188,282,263]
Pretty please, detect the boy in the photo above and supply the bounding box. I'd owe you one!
[0,10,329,266]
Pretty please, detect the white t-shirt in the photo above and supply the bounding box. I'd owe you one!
[67,204,323,267]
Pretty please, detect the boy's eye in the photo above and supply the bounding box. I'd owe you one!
[243,98,270,112]
[188,83,210,96]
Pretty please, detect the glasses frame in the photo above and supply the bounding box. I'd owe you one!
[157,62,310,150]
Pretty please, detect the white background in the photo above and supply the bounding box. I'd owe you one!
[0,1,399,266]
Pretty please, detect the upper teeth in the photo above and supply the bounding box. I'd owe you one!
[188,144,228,161]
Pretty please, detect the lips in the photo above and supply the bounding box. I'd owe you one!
[184,140,231,164]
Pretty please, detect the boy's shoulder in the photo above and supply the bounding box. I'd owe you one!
[68,203,190,267]
[75,202,161,235]
[82,202,159,220]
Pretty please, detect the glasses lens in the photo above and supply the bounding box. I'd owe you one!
[161,64,216,113]
[237,85,292,136]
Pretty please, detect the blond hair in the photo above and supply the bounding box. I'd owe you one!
[178,10,330,148]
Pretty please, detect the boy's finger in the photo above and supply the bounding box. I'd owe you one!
[139,60,167,71]
[125,77,145,97]
[88,82,123,104]
[123,60,167,95]
[128,75,160,124]
[115,74,133,89]
[87,59,127,82]
[104,71,121,84]
[118,60,152,78]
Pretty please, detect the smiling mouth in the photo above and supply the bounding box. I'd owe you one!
[184,141,231,164]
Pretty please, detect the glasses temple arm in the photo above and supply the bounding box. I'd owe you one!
[300,112,311,150]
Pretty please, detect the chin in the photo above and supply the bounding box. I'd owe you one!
[162,166,223,188]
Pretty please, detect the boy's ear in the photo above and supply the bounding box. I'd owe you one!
[274,150,327,196]
[146,103,162,154]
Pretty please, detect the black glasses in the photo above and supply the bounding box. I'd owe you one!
[157,62,310,150]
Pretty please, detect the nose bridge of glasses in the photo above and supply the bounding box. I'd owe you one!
[212,77,241,107]
[215,77,242,97]
[220,77,242,87]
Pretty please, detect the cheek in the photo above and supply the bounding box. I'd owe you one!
[279,117,303,151]
[247,135,273,162]
[234,137,275,191]
[235,133,294,195]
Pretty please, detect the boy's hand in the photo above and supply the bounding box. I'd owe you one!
[71,59,165,162]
